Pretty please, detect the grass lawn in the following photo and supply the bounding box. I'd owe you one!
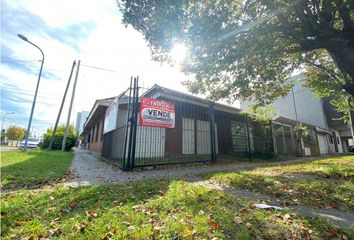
[202,155,354,211]
[1,149,74,189]
[258,155,354,180]
[2,179,353,239]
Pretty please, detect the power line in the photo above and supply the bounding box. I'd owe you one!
[81,63,129,75]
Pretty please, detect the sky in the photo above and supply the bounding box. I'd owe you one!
[1,0,239,136]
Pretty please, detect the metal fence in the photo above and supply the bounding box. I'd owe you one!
[101,78,300,170]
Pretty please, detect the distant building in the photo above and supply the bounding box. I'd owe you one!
[241,74,353,154]
[75,111,89,135]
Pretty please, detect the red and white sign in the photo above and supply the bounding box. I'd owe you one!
[139,97,175,128]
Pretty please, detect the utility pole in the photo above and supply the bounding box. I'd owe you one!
[291,87,303,156]
[48,61,76,150]
[62,60,80,151]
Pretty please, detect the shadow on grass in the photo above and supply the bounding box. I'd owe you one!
[1,179,170,239]
[2,179,352,239]
[1,150,73,190]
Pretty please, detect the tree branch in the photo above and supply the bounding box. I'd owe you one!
[337,0,354,31]
[304,59,341,82]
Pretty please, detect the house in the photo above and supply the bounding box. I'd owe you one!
[241,74,352,155]
[81,97,115,154]
[82,84,304,170]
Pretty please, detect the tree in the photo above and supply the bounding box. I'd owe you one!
[41,124,77,151]
[6,125,26,145]
[303,49,354,136]
[46,124,77,137]
[244,103,276,122]
[118,0,354,135]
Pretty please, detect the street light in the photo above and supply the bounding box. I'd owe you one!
[17,34,45,150]
[1,112,15,138]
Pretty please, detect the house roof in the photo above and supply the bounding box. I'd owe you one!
[82,96,115,134]
[81,84,243,135]
[274,116,331,134]
[143,84,241,114]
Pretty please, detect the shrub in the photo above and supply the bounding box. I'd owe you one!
[40,132,76,151]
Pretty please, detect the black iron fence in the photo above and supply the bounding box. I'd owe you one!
[101,78,300,170]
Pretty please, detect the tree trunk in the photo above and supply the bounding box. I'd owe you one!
[328,42,354,98]
[328,42,354,142]
[350,110,354,142]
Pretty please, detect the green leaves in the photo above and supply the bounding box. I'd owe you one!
[119,0,354,107]
[5,125,26,141]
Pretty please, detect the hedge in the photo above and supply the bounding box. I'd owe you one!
[40,132,76,151]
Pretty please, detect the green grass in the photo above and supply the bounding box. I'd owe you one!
[1,150,74,189]
[205,171,354,210]
[2,180,352,239]
[259,155,354,180]
[202,155,354,211]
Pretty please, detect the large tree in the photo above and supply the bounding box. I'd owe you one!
[118,0,354,130]
[6,125,26,145]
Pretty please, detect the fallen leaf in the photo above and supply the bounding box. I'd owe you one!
[209,220,219,230]
[86,210,98,218]
[283,214,291,221]
[233,216,243,224]
[182,228,194,238]
[15,221,26,226]
[323,230,337,237]
[47,228,61,238]
[47,207,56,212]
[246,222,252,229]
[75,223,87,232]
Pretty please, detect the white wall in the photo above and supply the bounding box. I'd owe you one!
[273,80,328,129]
[240,76,328,129]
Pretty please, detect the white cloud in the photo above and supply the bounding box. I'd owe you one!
[2,0,239,135]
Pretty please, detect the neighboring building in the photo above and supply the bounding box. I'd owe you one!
[323,97,353,153]
[241,74,352,154]
[81,97,115,154]
[75,111,89,135]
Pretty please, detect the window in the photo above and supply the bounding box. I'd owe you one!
[96,122,100,142]
[91,127,95,143]
[100,120,104,141]
[230,121,248,153]
[329,135,333,144]
[337,137,340,144]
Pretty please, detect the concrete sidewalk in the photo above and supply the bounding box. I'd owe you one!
[65,148,326,186]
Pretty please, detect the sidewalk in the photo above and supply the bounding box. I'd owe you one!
[64,149,354,230]
[65,148,329,186]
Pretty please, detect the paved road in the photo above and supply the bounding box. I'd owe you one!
[64,149,354,230]
[0,146,18,152]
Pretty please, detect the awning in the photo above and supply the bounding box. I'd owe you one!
[315,127,332,134]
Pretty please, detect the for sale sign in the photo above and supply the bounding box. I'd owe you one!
[139,97,175,128]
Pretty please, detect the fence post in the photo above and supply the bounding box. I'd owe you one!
[127,77,137,170]
[246,114,252,161]
[209,101,217,162]
[269,120,277,160]
[123,78,133,171]
[131,77,139,169]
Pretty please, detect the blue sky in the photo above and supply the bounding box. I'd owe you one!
[1,0,193,136]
